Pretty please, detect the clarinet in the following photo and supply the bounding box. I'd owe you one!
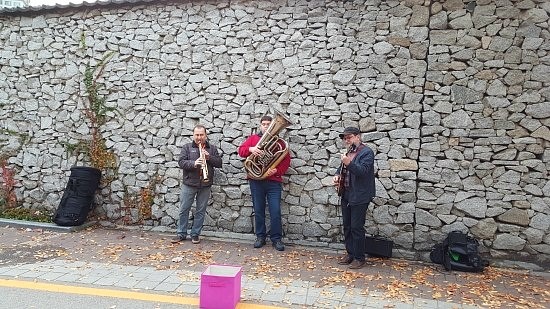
[199,142,209,183]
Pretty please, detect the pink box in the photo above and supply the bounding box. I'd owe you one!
[200,265,242,309]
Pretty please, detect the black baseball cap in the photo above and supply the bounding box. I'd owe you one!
[339,127,360,139]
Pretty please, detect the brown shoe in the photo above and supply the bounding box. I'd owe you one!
[337,255,353,265]
[348,260,366,269]
[171,235,186,243]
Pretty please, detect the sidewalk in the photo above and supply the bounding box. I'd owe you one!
[1,221,549,308]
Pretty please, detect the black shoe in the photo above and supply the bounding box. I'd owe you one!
[171,235,186,243]
[348,259,367,269]
[253,237,266,248]
[191,235,200,244]
[337,255,353,265]
[272,240,285,251]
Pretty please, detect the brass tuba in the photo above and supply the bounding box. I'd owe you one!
[244,112,292,180]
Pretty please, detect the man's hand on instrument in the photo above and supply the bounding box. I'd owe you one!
[332,175,340,186]
[267,168,277,176]
[195,157,205,167]
[249,146,263,156]
[341,154,351,166]
[203,150,210,160]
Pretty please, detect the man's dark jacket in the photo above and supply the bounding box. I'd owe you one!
[339,145,376,205]
[178,141,222,187]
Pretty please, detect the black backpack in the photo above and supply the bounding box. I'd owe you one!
[53,167,101,227]
[430,231,489,272]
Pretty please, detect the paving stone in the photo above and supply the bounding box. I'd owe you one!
[0,226,547,308]
[37,271,66,281]
[133,280,162,290]
[154,282,180,292]
[175,283,200,294]
[0,0,547,268]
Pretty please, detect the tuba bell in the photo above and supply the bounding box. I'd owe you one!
[244,112,292,180]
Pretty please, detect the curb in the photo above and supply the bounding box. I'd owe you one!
[0,218,97,232]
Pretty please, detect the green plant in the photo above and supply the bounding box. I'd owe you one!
[138,173,163,221]
[121,187,139,225]
[0,128,29,145]
[83,51,118,173]
[120,173,163,225]
[0,126,31,215]
[60,140,87,157]
[0,207,52,222]
[0,158,17,210]
[83,51,117,128]
[64,33,119,186]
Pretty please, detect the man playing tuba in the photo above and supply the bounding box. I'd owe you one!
[238,115,291,251]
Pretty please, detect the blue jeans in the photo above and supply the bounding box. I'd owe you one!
[341,193,369,262]
[177,184,210,237]
[250,180,282,242]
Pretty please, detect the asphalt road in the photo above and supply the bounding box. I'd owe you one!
[1,284,192,309]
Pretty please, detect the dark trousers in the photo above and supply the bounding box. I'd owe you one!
[249,180,283,242]
[341,195,369,261]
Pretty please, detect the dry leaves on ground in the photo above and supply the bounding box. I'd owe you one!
[9,228,548,309]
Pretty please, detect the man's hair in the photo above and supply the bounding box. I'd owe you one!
[260,115,272,122]
[194,124,207,133]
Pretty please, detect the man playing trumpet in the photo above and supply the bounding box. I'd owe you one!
[172,124,222,245]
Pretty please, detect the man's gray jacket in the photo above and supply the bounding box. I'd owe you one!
[178,141,222,187]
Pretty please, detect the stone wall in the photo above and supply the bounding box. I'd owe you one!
[0,0,548,265]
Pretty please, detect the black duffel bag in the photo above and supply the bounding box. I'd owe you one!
[365,234,394,258]
[53,166,101,226]
[430,230,489,272]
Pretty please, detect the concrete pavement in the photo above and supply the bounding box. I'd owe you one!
[0,219,548,308]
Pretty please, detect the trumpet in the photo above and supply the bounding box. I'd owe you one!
[199,142,209,183]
